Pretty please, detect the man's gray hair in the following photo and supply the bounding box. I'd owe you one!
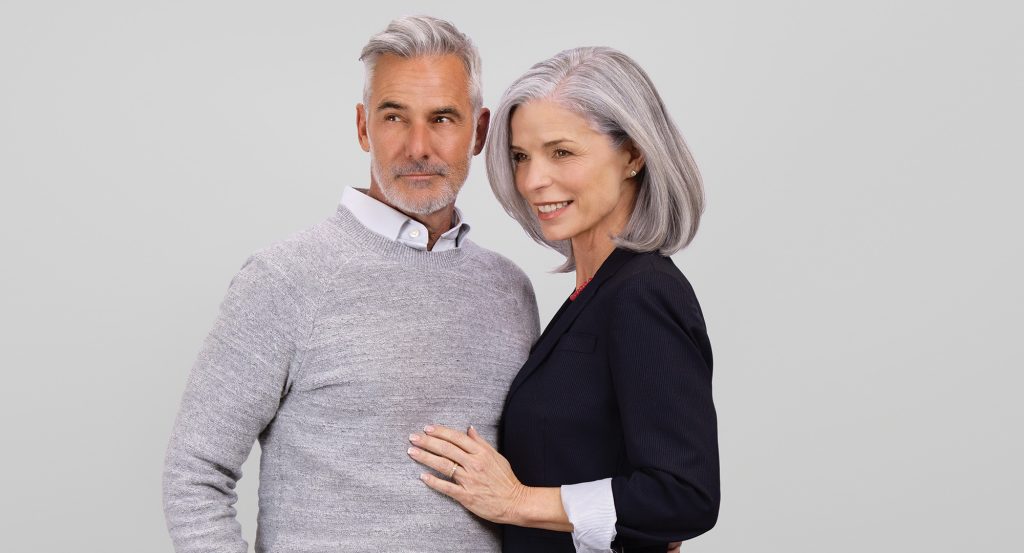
[359,15,483,113]
[485,47,705,272]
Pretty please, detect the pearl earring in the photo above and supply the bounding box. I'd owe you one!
[630,170,637,177]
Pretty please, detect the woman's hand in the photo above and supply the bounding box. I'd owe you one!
[408,425,528,525]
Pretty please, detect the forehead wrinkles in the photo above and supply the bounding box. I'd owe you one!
[511,103,598,150]
[370,55,473,111]
[374,77,469,104]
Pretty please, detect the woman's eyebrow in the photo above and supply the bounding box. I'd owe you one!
[510,139,576,150]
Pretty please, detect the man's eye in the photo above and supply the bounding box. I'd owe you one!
[384,114,401,122]
[434,116,452,123]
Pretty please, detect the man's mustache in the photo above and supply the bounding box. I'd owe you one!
[391,161,449,178]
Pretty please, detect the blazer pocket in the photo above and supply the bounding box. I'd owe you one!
[554,332,597,353]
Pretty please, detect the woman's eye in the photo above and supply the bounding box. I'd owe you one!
[553,149,572,158]
[511,152,527,163]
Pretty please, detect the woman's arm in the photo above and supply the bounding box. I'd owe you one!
[409,425,572,532]
[408,265,719,545]
[410,426,684,551]
[605,267,720,543]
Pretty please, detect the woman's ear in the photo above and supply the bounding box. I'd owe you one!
[623,139,645,178]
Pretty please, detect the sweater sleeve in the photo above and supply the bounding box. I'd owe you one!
[607,268,720,545]
[162,254,310,552]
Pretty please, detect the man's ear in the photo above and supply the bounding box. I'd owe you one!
[472,107,491,155]
[356,103,370,152]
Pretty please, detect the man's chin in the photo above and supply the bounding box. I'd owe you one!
[387,193,454,216]
[396,175,441,188]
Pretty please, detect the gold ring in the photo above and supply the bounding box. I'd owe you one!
[447,463,459,479]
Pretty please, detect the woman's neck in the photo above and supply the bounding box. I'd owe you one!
[571,234,617,289]
[570,184,638,288]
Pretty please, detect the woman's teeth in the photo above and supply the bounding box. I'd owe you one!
[538,201,570,213]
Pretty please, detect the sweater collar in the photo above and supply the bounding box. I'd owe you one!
[340,187,471,251]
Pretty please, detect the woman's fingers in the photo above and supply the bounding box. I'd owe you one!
[424,424,481,454]
[410,427,525,525]
[466,425,490,447]
[409,431,471,466]
[407,446,461,479]
[420,472,465,501]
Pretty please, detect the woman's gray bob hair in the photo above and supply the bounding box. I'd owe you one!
[486,47,704,272]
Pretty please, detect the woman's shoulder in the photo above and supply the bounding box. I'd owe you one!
[602,249,705,323]
[610,250,696,294]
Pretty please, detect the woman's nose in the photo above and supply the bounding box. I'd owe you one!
[518,160,552,193]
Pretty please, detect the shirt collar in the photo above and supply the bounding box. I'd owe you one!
[340,187,471,251]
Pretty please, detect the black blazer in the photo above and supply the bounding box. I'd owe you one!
[500,249,720,553]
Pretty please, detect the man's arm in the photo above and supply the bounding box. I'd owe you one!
[163,254,309,552]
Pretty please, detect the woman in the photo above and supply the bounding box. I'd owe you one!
[406,47,719,552]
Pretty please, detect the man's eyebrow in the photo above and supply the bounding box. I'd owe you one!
[376,100,406,111]
[432,106,463,119]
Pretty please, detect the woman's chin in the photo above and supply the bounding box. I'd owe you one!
[540,229,572,243]
[537,218,576,243]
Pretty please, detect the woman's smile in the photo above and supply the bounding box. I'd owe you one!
[535,200,574,220]
[511,100,638,243]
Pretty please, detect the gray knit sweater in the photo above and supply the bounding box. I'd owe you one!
[163,205,540,552]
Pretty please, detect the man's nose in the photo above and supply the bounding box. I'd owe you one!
[405,121,431,159]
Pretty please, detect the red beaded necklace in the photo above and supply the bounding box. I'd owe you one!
[569,277,594,301]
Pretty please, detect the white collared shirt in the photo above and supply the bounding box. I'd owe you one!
[340,186,470,251]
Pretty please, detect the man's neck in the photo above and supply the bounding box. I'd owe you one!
[366,184,455,251]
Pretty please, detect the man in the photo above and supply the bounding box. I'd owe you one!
[162,16,539,552]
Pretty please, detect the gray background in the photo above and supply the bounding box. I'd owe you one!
[1,0,1021,551]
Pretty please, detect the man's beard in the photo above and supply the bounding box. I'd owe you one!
[371,156,471,216]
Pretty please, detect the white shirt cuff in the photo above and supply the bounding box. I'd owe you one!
[560,478,617,553]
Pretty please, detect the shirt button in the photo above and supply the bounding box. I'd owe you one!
[409,229,420,238]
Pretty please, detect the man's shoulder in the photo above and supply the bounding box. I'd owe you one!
[245,209,353,286]
[463,241,531,282]
[460,241,536,304]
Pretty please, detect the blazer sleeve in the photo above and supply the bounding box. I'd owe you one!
[607,268,720,544]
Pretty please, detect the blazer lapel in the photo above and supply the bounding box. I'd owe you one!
[505,248,637,403]
[529,297,571,355]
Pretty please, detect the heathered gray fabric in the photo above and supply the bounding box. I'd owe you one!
[163,205,540,553]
